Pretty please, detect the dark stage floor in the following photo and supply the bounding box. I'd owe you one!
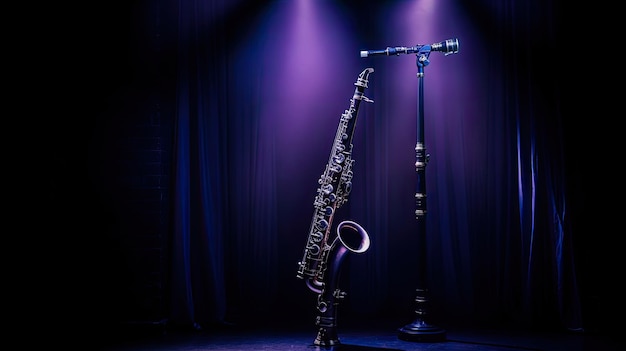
[98,320,623,351]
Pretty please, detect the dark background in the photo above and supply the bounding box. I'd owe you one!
[33,0,619,345]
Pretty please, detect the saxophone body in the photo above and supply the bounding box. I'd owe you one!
[296,67,374,346]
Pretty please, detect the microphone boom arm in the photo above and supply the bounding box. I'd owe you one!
[360,38,459,58]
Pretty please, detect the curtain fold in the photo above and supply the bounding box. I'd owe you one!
[164,0,583,332]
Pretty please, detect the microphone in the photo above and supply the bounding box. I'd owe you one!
[360,38,459,58]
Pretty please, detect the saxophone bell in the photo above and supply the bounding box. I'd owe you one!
[305,220,371,294]
[312,220,370,347]
[336,220,370,255]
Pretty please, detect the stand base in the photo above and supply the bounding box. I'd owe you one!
[398,318,446,342]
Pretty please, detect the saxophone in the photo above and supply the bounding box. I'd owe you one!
[296,67,374,346]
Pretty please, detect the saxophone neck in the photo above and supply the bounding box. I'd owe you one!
[355,67,374,89]
[353,68,375,103]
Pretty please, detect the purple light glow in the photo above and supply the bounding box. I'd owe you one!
[382,1,484,186]
[232,0,484,220]
[241,1,359,174]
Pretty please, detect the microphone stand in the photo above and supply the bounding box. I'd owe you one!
[397,46,446,343]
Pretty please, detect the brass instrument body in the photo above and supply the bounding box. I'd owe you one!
[296,68,374,346]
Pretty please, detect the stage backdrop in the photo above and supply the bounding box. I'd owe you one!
[55,0,618,341]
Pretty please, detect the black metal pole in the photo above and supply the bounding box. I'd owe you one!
[359,38,458,343]
[397,53,446,343]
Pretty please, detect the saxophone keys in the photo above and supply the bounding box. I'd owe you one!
[317,219,329,231]
[324,206,334,216]
[333,153,345,164]
[333,289,347,300]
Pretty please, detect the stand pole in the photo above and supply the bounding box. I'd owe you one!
[397,49,446,343]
